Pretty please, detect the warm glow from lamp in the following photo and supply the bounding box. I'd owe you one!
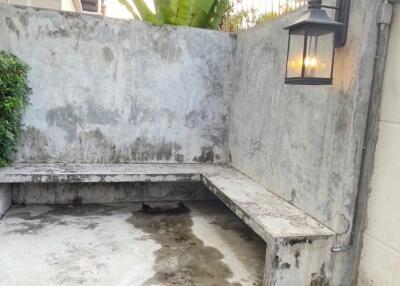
[304,57,317,67]
[289,56,320,69]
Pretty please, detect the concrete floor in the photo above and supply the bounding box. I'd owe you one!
[0,201,265,286]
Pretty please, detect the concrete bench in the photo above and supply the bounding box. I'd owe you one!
[0,163,335,285]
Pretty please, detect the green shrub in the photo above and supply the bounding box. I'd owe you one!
[0,51,30,167]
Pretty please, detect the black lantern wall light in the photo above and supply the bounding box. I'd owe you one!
[284,0,351,85]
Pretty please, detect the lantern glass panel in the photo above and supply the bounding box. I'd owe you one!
[304,31,335,79]
[286,33,305,78]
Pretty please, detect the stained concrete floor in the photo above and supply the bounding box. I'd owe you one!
[0,200,266,286]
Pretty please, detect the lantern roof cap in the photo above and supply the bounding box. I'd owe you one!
[284,8,344,31]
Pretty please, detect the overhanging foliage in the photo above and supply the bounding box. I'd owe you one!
[119,0,229,29]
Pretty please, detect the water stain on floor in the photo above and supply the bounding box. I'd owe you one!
[127,202,242,286]
[5,204,126,235]
[1,202,265,286]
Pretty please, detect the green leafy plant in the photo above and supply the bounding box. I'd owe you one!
[0,51,30,167]
[119,0,229,29]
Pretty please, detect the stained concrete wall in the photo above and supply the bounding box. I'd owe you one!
[0,4,235,163]
[227,0,380,284]
[229,0,377,242]
[357,5,400,286]
[0,185,11,218]
[11,182,215,204]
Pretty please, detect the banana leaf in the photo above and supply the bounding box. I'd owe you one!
[190,0,214,27]
[118,0,140,20]
[121,0,228,29]
[154,0,176,24]
[132,0,163,24]
[174,0,195,26]
[206,0,229,29]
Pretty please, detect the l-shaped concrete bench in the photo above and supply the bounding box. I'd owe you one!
[0,163,335,285]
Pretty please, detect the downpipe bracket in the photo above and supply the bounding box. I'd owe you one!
[378,1,393,25]
[331,245,353,253]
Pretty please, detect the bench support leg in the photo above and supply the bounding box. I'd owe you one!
[0,184,11,219]
[264,237,334,286]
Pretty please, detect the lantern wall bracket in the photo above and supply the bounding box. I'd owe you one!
[319,5,340,10]
[334,0,351,47]
[307,0,351,47]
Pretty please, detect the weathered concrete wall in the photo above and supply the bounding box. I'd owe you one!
[358,4,400,286]
[11,182,215,204]
[229,0,377,242]
[0,4,235,163]
[0,184,11,218]
[227,0,380,284]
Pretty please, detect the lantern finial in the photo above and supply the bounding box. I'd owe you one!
[307,0,322,8]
